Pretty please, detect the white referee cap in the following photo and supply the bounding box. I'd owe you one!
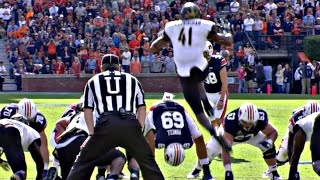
[162,92,175,102]
[102,54,120,65]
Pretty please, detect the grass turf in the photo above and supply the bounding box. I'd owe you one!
[0,93,319,180]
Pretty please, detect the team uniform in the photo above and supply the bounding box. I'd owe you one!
[53,112,125,180]
[144,101,202,149]
[0,103,47,133]
[60,104,79,118]
[204,55,228,120]
[0,119,42,179]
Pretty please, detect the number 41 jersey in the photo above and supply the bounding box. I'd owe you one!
[224,108,269,142]
[164,19,217,77]
[145,101,194,149]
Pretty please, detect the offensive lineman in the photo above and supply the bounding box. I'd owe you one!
[150,2,232,151]
[188,103,281,180]
[288,111,320,179]
[144,92,214,180]
[0,98,50,176]
[0,114,44,180]
[275,101,320,167]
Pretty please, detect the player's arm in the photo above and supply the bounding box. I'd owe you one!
[137,105,146,130]
[83,82,95,135]
[289,126,306,179]
[287,131,295,162]
[28,139,44,180]
[144,111,156,155]
[222,132,234,166]
[207,25,233,46]
[220,66,228,98]
[150,30,171,53]
[39,130,49,168]
[55,117,71,139]
[261,123,278,142]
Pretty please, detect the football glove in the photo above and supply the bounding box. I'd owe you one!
[259,139,273,152]
[0,158,10,171]
[225,171,234,180]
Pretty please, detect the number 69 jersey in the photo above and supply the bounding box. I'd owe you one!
[163,19,217,77]
[0,103,47,133]
[204,55,227,93]
[224,108,269,143]
[144,101,202,149]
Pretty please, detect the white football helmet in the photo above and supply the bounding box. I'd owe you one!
[11,113,28,125]
[17,98,37,120]
[303,101,320,117]
[203,41,214,57]
[164,143,185,166]
[238,103,260,131]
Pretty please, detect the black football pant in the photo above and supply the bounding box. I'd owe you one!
[66,114,164,180]
[0,126,27,176]
[57,135,126,180]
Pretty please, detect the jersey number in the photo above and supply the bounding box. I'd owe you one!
[3,107,13,117]
[178,27,192,46]
[161,111,184,129]
[205,72,218,84]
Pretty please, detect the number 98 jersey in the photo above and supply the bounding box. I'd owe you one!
[145,101,194,149]
[204,55,227,93]
[224,108,269,142]
[0,103,47,133]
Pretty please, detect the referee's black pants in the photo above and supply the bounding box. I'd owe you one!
[66,114,164,180]
[0,126,27,175]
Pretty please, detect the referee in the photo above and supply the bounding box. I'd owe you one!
[67,54,164,180]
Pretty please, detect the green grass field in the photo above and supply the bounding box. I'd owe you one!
[0,93,319,180]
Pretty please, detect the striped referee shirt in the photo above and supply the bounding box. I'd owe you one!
[83,70,146,116]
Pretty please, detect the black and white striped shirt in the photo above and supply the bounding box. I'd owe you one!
[83,70,145,116]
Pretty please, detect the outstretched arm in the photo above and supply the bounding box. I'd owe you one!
[207,25,233,46]
[289,128,306,179]
[150,30,171,53]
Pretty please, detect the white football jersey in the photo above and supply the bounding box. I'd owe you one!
[295,112,320,141]
[164,19,216,77]
[0,119,40,151]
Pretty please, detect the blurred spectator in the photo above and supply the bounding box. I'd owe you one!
[255,61,265,93]
[130,55,141,74]
[14,64,26,91]
[121,47,131,73]
[55,57,66,74]
[0,61,7,91]
[141,51,151,73]
[71,57,82,76]
[263,61,273,93]
[85,55,97,74]
[283,63,292,94]
[163,52,175,73]
[150,55,163,73]
[238,63,247,93]
[301,62,313,94]
[275,64,284,93]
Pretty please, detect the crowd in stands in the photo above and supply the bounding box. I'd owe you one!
[1,0,319,92]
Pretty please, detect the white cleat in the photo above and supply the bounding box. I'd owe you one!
[187,168,201,179]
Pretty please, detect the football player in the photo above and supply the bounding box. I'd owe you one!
[0,98,50,176]
[188,103,281,180]
[144,92,215,180]
[202,41,228,128]
[150,2,232,151]
[288,111,320,179]
[274,101,320,167]
[53,112,126,180]
[60,96,84,118]
[0,114,44,180]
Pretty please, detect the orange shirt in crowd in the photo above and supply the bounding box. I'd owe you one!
[261,21,267,34]
[26,11,34,25]
[237,49,245,59]
[72,61,81,75]
[130,60,141,74]
[123,7,133,17]
[110,47,120,56]
[144,0,153,7]
[17,26,29,38]
[47,42,57,55]
[128,39,140,52]
[55,61,65,74]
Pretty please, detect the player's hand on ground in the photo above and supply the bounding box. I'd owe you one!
[225,171,234,180]
[0,158,10,171]
[258,139,273,152]
[209,128,232,152]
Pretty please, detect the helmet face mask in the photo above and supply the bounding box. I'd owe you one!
[164,143,185,166]
[203,41,213,61]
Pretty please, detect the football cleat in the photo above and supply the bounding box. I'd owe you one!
[225,171,234,180]
[46,167,58,180]
[106,174,119,180]
[130,172,139,180]
[262,169,272,179]
[187,168,201,179]
[202,173,214,180]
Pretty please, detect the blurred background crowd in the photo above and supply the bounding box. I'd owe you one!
[1,0,320,94]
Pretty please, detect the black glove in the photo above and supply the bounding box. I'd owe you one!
[225,171,234,180]
[209,127,232,152]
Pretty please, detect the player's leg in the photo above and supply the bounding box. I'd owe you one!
[1,126,27,180]
[210,92,228,128]
[56,135,87,180]
[99,149,126,180]
[125,152,140,180]
[276,132,289,165]
[246,132,281,179]
[311,118,320,176]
